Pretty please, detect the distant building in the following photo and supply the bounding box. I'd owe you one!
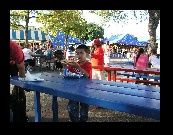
[10,27,49,41]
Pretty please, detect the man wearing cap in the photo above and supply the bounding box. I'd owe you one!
[91,39,105,80]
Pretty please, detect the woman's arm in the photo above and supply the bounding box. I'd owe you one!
[16,61,26,76]
[29,50,36,56]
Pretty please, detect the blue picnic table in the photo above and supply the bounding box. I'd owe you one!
[10,72,160,122]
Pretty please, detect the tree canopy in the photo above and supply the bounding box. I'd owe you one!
[36,10,86,37]
[77,22,104,43]
[89,10,160,52]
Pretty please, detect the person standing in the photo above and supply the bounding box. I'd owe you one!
[10,40,29,122]
[62,45,92,122]
[91,39,105,80]
[10,40,26,77]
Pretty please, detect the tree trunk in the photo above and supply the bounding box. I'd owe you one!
[25,10,30,44]
[148,10,160,53]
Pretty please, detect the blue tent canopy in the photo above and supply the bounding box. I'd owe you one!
[117,34,141,46]
[48,31,82,49]
[108,36,119,44]
[101,37,108,44]
[85,40,93,46]
[102,34,126,44]
[109,34,126,44]
[138,41,148,46]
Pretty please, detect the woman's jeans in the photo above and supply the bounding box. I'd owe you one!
[67,100,89,122]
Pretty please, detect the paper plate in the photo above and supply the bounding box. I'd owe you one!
[18,77,44,81]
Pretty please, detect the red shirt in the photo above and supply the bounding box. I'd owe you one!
[10,40,25,65]
[68,61,92,79]
[91,46,104,71]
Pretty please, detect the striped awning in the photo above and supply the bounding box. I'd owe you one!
[10,29,49,41]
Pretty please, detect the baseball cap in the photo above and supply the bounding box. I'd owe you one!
[93,39,101,45]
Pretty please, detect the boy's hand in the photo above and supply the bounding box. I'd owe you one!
[66,61,79,68]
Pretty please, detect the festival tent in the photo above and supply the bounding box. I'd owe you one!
[48,30,83,49]
[10,28,49,41]
[108,34,126,44]
[138,41,149,46]
[85,40,93,46]
[117,34,141,46]
[107,35,119,44]
[48,31,65,49]
[67,36,82,44]
[101,37,109,44]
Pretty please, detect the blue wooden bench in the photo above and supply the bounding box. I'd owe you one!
[117,72,160,80]
[10,72,160,122]
[115,72,160,86]
[117,72,136,78]
[140,75,160,81]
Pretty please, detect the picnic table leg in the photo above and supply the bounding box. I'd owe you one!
[113,71,117,82]
[52,96,58,122]
[107,71,111,81]
[34,91,42,122]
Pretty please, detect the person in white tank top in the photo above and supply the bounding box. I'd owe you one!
[149,49,160,69]
[22,43,36,71]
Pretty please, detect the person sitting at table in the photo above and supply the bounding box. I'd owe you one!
[149,49,160,69]
[35,45,44,55]
[22,43,36,71]
[53,47,64,70]
[134,47,149,69]
[45,45,54,61]
[134,47,149,84]
[44,45,54,69]
[62,44,92,122]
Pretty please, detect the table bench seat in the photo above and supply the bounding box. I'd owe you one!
[112,77,160,86]
[116,73,160,80]
[117,72,135,77]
